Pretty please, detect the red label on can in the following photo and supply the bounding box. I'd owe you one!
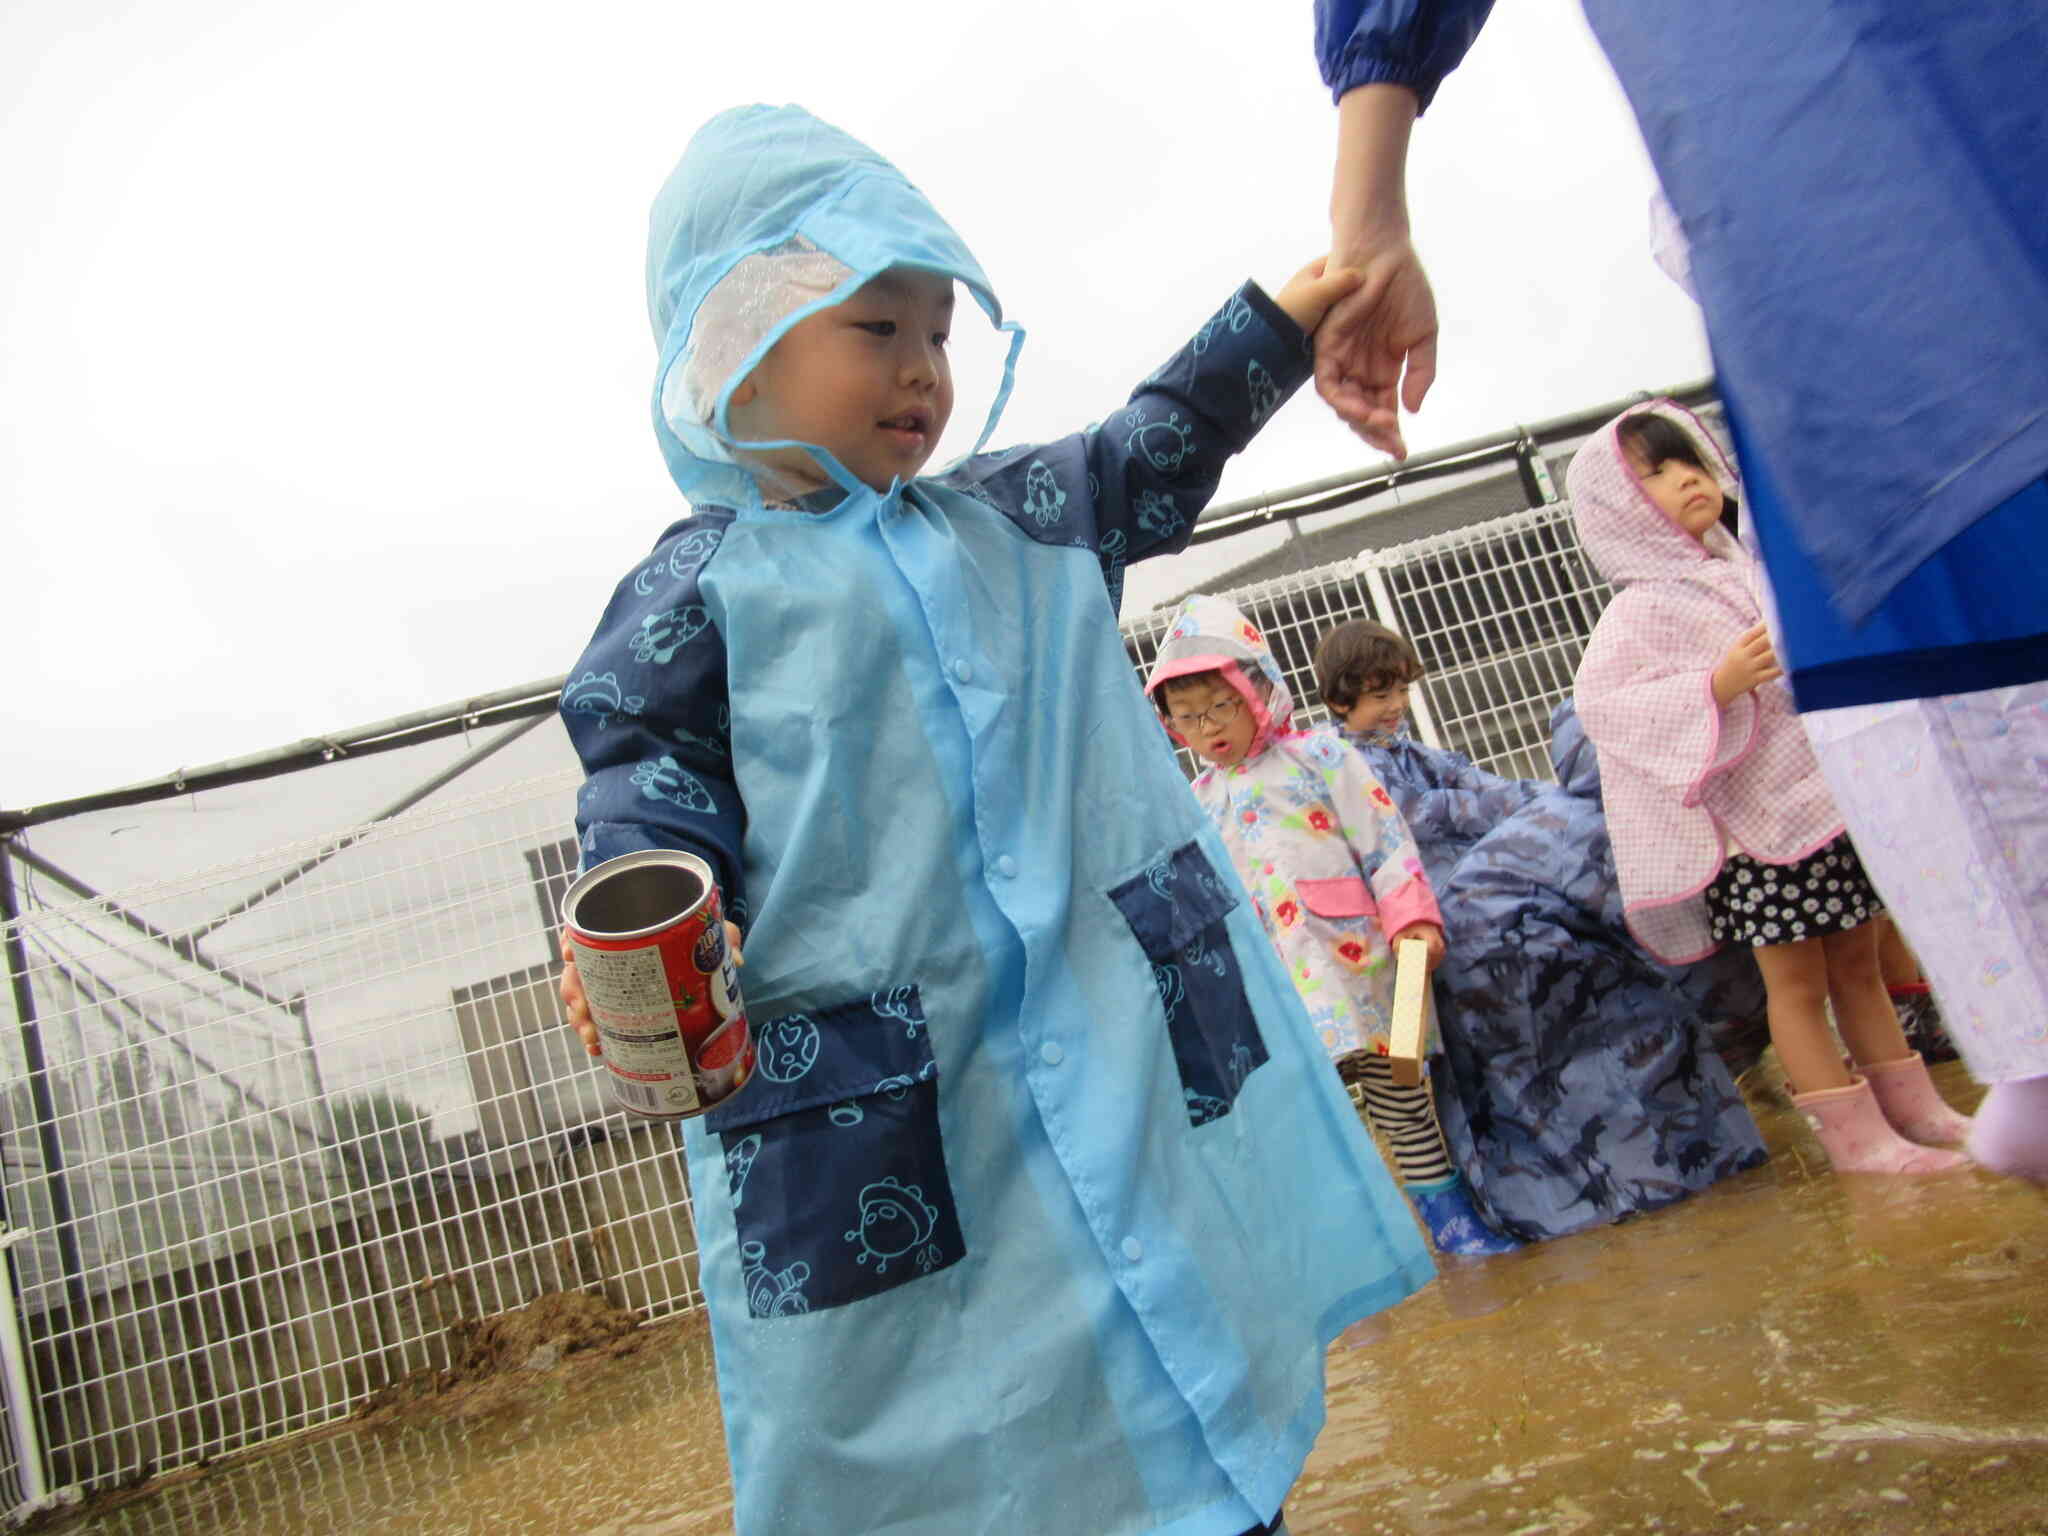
[561,850,755,1121]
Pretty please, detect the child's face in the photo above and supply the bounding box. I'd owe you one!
[729,268,956,495]
[1341,681,1411,737]
[1162,675,1261,768]
[1624,446,1725,541]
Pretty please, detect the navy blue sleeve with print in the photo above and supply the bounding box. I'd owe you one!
[704,986,965,1317]
[559,505,750,921]
[938,282,1313,612]
[1109,841,1269,1126]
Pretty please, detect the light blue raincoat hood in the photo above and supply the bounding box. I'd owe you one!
[645,105,1024,508]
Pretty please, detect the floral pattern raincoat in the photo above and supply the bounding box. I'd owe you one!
[1144,595,1440,1061]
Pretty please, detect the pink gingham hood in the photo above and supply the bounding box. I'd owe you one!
[1568,402,1844,963]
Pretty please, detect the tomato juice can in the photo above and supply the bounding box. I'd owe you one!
[560,848,753,1120]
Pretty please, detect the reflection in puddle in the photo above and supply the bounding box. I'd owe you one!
[1291,1068,2048,1533]
[47,1067,2048,1534]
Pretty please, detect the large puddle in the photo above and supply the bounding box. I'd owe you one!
[40,1066,2048,1534]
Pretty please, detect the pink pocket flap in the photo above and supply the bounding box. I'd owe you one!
[1295,877,1377,920]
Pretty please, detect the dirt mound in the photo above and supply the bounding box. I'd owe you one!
[355,1289,646,1424]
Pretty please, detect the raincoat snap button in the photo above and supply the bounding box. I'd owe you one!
[1040,1042,1064,1066]
[995,854,1017,878]
[952,659,972,683]
[1121,1237,1144,1263]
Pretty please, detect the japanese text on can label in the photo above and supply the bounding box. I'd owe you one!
[575,944,700,1108]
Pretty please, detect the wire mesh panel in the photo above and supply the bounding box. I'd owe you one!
[1357,503,1613,781]
[0,1237,31,1519]
[1117,501,1611,783]
[1,767,701,1497]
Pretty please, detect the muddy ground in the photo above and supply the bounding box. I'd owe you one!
[30,1060,2048,1535]
[349,1286,648,1428]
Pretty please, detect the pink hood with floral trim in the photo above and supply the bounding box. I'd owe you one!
[1568,401,1844,964]
[1142,593,1299,753]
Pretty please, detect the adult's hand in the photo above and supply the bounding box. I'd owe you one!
[1320,83,1433,459]
[1313,238,1437,458]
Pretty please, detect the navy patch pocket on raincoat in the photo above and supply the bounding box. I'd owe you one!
[704,986,964,1318]
[1109,841,1268,1127]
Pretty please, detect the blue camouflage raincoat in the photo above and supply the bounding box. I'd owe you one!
[560,105,1432,1536]
[1330,728,1539,899]
[1345,709,1767,1241]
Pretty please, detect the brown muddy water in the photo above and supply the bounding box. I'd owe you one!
[37,1064,2048,1535]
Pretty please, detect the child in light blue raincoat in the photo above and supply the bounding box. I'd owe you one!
[555,105,1434,1536]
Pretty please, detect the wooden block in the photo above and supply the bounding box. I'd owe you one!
[1387,937,1432,1088]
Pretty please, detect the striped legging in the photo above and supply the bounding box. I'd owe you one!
[1336,1050,1454,1186]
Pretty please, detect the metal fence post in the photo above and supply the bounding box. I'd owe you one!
[0,1224,53,1519]
[1514,431,1560,506]
[0,841,88,1319]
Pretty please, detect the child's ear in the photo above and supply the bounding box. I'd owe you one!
[731,377,759,407]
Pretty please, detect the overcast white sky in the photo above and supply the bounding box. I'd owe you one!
[1,0,1711,812]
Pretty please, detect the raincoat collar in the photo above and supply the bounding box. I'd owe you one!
[645,104,1025,511]
[1144,595,1297,755]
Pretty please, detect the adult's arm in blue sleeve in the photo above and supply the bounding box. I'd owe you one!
[1314,0,1497,111]
[1314,1,1495,454]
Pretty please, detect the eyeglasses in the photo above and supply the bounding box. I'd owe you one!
[1168,696,1243,732]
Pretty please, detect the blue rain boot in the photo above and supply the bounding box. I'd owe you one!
[1407,1175,1521,1257]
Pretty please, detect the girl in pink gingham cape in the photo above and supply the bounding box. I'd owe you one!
[1568,403,1972,1177]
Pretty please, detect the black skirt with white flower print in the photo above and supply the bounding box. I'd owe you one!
[1705,834,1884,947]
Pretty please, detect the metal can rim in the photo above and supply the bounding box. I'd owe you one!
[559,848,717,942]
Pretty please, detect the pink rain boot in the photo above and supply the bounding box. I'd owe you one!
[1792,1076,1968,1174]
[1860,1052,1974,1147]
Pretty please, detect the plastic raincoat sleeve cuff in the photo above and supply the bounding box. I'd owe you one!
[1314,0,1498,110]
[1377,874,1442,940]
[1136,280,1314,460]
[1096,280,1312,558]
[1327,738,1439,931]
[568,726,747,916]
[1131,279,1313,448]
